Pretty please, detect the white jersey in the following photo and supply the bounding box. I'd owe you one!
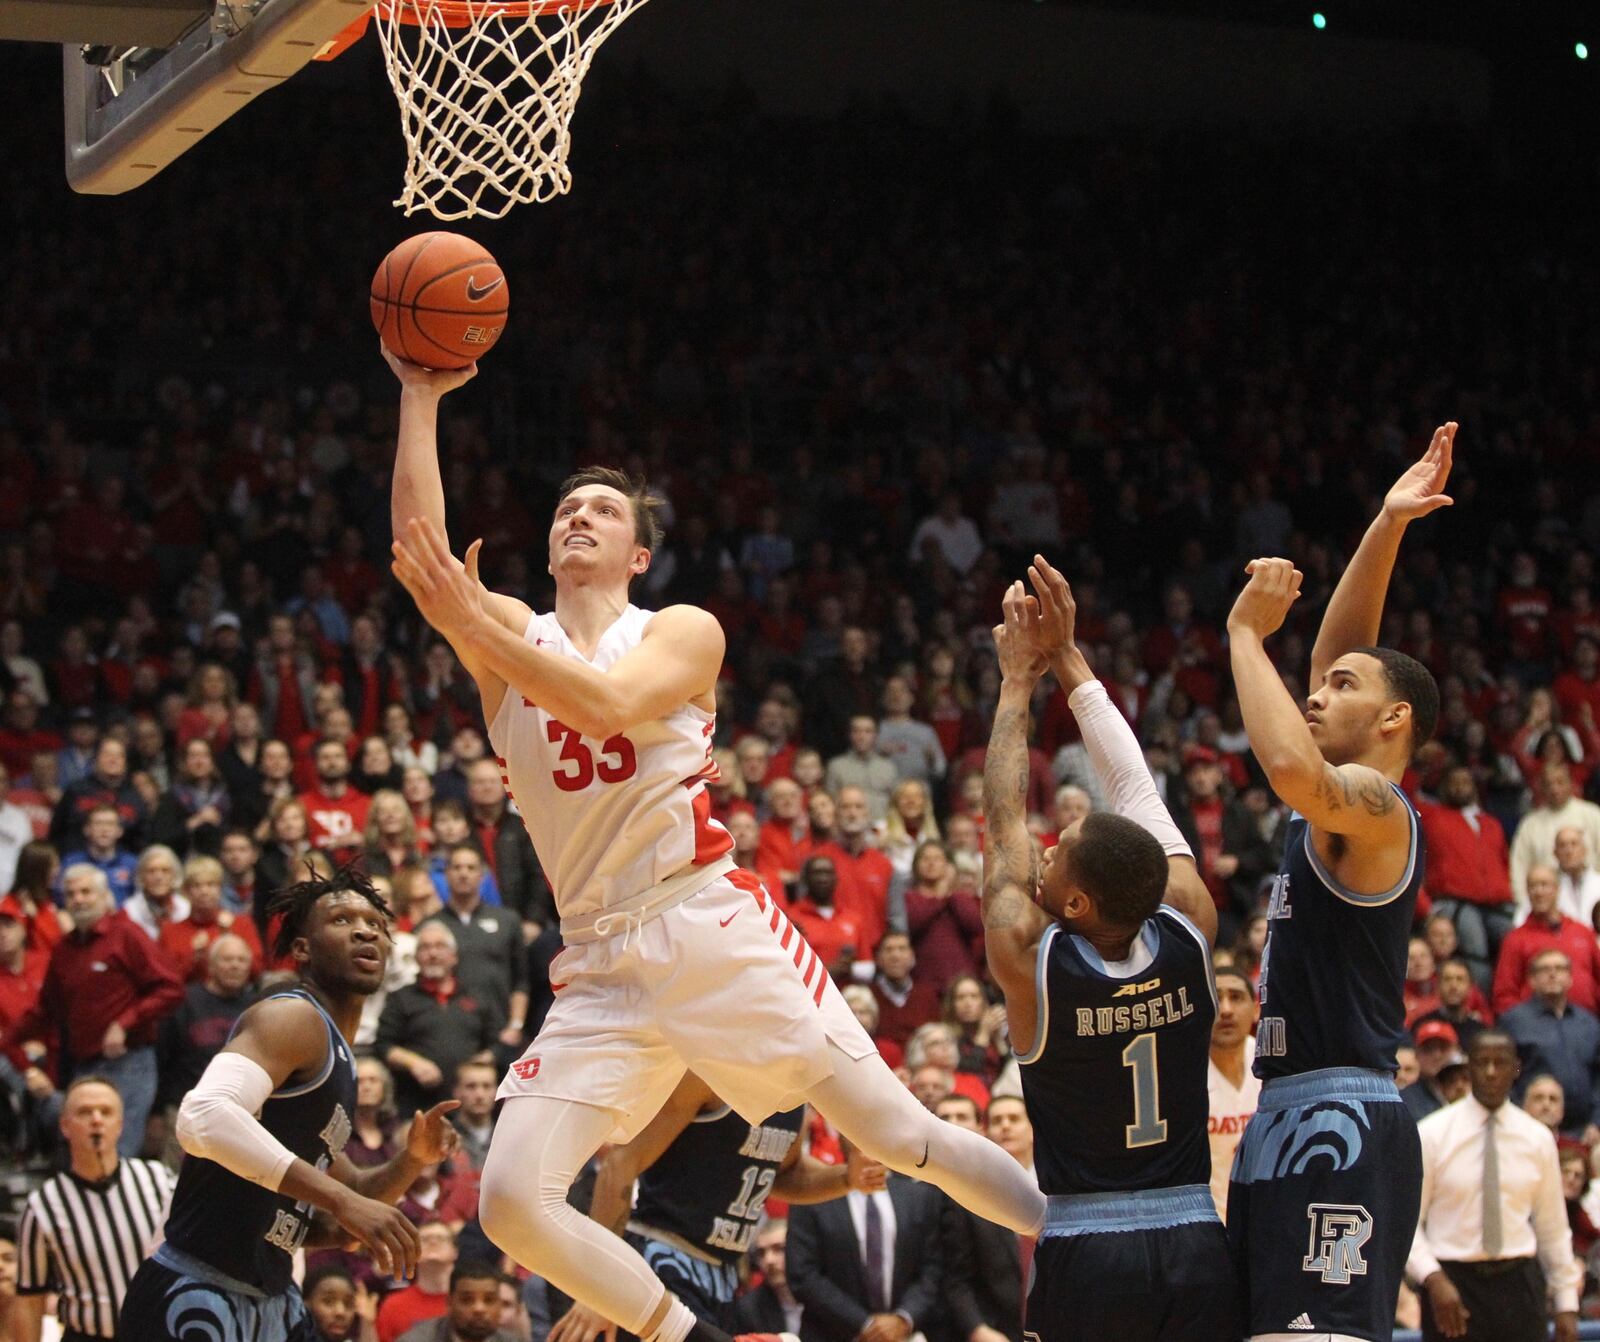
[1206,1034,1261,1220]
[487,605,732,923]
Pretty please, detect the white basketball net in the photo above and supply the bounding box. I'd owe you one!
[374,0,651,220]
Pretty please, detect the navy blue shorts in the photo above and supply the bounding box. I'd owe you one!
[1024,1185,1238,1342]
[621,1230,738,1337]
[116,1247,308,1342]
[1227,1068,1421,1341]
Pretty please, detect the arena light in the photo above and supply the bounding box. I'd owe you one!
[1312,12,1327,30]
[1578,42,1590,60]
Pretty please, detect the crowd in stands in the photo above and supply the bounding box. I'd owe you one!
[2,59,1600,1338]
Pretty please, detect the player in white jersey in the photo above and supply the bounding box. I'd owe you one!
[383,352,1045,1342]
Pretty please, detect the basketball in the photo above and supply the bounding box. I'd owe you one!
[370,232,509,371]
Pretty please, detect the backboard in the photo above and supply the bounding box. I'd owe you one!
[19,0,374,195]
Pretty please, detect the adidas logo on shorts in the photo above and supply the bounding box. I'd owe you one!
[1286,1314,1314,1331]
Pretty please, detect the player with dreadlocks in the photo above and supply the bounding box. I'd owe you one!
[117,865,462,1342]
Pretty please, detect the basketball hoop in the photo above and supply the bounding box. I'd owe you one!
[368,0,650,219]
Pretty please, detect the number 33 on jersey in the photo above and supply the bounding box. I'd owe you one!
[488,606,733,926]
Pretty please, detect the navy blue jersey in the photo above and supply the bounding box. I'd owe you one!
[1019,906,1216,1196]
[631,1105,805,1265]
[1254,785,1424,1081]
[164,990,357,1294]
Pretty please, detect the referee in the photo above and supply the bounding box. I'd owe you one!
[14,1076,175,1341]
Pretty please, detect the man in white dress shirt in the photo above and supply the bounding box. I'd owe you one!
[1409,1028,1580,1342]
[1205,967,1261,1221]
[1554,827,1600,928]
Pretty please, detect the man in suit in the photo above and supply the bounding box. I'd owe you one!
[941,1096,1034,1342]
[732,1218,803,1337]
[786,1159,944,1342]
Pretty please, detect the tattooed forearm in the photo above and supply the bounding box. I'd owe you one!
[983,699,1031,829]
[983,689,1040,928]
[1317,763,1398,816]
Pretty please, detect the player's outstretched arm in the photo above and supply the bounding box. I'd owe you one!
[984,586,1053,1049]
[175,997,423,1279]
[1309,422,1455,686]
[1229,560,1411,846]
[330,1099,461,1204]
[1024,556,1217,944]
[392,517,723,738]
[385,342,476,545]
[774,1125,888,1204]
[386,348,531,704]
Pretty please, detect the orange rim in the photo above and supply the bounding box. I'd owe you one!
[315,0,617,62]
[377,0,616,22]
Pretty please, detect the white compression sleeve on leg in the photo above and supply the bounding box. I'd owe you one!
[175,1052,297,1190]
[1067,679,1193,859]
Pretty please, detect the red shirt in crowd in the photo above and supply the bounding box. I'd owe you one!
[0,944,48,1071]
[1492,913,1600,1016]
[1416,803,1513,908]
[816,842,893,957]
[757,816,811,888]
[1554,669,1600,727]
[871,975,942,1047]
[786,900,863,977]
[1498,583,1554,663]
[375,1282,448,1342]
[0,727,63,777]
[10,908,184,1063]
[157,910,265,984]
[902,889,984,997]
[1187,796,1227,909]
[299,785,371,856]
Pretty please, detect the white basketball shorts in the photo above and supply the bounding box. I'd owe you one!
[496,867,877,1140]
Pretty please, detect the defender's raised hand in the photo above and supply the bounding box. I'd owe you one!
[1382,421,1456,523]
[1025,554,1095,693]
[993,581,1047,686]
[1024,554,1076,657]
[1227,558,1304,641]
[404,1099,461,1165]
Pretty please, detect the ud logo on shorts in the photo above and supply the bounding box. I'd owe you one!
[1302,1203,1373,1284]
[512,1057,541,1080]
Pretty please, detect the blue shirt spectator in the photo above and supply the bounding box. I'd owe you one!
[1500,962,1600,1136]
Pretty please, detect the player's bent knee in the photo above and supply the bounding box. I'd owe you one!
[479,1163,577,1265]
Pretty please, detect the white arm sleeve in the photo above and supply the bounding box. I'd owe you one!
[175,1052,299,1191]
[1066,679,1193,860]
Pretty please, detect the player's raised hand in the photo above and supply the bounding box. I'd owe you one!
[993,581,1047,686]
[1382,421,1456,522]
[380,340,478,398]
[1024,555,1076,656]
[548,1300,618,1342]
[1226,559,1303,640]
[404,1098,461,1165]
[391,518,487,640]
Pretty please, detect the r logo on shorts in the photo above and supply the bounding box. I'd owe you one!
[1302,1203,1372,1285]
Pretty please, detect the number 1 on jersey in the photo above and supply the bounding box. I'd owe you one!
[1121,1032,1168,1148]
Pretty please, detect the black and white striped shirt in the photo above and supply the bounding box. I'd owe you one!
[16,1158,176,1339]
